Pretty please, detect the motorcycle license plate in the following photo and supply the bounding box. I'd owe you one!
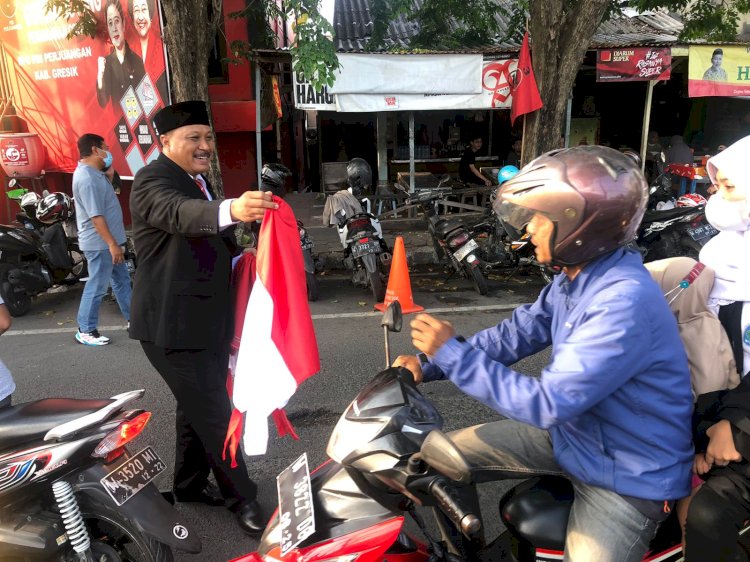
[453,238,479,262]
[301,241,314,251]
[277,453,315,555]
[687,223,718,242]
[100,447,166,506]
[351,240,379,258]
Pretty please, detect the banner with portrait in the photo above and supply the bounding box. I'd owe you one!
[0,0,169,178]
[688,46,750,98]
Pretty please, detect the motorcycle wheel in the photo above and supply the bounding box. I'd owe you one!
[368,270,386,302]
[79,502,173,562]
[306,271,319,302]
[0,264,31,317]
[69,247,87,280]
[468,265,488,296]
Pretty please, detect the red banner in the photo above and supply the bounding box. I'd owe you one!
[0,0,169,178]
[596,48,671,82]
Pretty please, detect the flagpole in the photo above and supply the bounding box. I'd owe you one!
[521,114,527,167]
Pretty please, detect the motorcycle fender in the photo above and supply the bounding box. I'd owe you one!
[360,252,379,274]
[73,463,202,553]
[302,248,315,273]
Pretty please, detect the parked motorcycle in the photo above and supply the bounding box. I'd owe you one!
[261,163,319,301]
[0,190,88,316]
[395,180,489,295]
[0,388,201,560]
[234,302,724,562]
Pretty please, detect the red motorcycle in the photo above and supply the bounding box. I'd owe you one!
[232,303,750,562]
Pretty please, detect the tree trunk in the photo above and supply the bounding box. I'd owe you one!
[160,0,225,193]
[523,0,610,164]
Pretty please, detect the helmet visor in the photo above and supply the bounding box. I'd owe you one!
[494,198,537,236]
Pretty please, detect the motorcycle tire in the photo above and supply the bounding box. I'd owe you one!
[69,247,87,281]
[306,271,319,302]
[368,270,386,302]
[468,264,489,296]
[79,501,174,562]
[0,264,31,317]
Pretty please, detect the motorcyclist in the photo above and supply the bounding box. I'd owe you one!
[394,146,694,562]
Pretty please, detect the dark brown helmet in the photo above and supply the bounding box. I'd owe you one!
[493,146,647,266]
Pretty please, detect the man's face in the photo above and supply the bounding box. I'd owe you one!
[526,213,554,264]
[712,54,723,69]
[106,4,124,50]
[470,138,483,152]
[132,0,151,38]
[162,125,214,176]
[94,142,109,170]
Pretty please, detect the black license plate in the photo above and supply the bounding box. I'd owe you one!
[277,453,315,555]
[351,240,379,258]
[301,241,314,251]
[100,447,166,506]
[687,223,718,241]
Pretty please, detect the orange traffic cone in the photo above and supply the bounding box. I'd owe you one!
[375,236,424,314]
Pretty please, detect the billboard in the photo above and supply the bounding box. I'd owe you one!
[0,0,169,178]
[689,46,750,97]
[596,48,671,82]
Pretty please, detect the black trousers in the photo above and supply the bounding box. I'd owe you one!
[140,342,257,508]
[685,466,750,561]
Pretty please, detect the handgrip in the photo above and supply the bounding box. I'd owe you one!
[429,478,482,539]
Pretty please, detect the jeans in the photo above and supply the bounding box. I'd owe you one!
[77,249,131,332]
[448,421,659,562]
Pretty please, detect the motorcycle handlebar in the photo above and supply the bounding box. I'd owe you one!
[428,478,482,539]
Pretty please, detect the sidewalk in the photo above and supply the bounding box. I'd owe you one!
[286,192,440,270]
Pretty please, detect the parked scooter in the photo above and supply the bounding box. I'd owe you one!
[0,388,201,560]
[0,190,88,316]
[328,159,391,301]
[394,177,489,295]
[261,163,319,301]
[234,302,726,562]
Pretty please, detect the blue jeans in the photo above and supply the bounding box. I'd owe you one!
[77,249,131,332]
[449,421,660,562]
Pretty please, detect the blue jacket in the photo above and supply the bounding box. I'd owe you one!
[423,248,693,500]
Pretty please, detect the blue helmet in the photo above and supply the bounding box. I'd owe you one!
[498,165,519,185]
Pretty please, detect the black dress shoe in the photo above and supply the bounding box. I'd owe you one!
[236,500,266,536]
[171,483,226,507]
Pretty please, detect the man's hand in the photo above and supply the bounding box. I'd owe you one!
[230,191,278,223]
[410,313,455,357]
[484,178,492,187]
[705,419,742,468]
[393,355,424,384]
[109,243,124,264]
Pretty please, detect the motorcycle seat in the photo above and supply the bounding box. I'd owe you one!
[642,206,702,223]
[499,475,572,550]
[434,218,464,238]
[0,398,113,451]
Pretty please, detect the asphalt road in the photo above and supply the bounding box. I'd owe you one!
[0,268,549,561]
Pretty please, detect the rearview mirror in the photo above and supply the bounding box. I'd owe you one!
[420,430,472,485]
[381,301,402,333]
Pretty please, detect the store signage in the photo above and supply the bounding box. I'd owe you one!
[688,45,750,97]
[292,71,336,111]
[0,0,170,178]
[596,48,671,82]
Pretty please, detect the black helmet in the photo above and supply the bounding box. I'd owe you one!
[346,158,372,197]
[261,163,291,198]
[494,146,647,266]
[36,192,74,224]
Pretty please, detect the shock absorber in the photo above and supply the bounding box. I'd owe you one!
[52,480,92,556]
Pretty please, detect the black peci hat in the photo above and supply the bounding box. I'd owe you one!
[152,100,210,136]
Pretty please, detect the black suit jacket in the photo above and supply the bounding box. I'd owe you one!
[129,153,236,350]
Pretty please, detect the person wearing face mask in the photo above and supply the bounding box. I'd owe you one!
[127,0,167,103]
[72,133,131,346]
[96,0,145,109]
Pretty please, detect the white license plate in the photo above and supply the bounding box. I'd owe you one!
[100,447,165,506]
[277,453,315,555]
[453,238,479,262]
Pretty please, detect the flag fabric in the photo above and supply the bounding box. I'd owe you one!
[510,31,543,125]
[230,197,321,456]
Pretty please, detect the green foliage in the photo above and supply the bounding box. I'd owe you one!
[43,0,98,39]
[634,0,749,41]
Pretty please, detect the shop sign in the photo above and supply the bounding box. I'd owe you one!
[271,76,283,118]
[688,45,750,97]
[596,48,671,82]
[292,72,336,110]
[0,0,170,178]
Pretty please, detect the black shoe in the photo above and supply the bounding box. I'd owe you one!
[170,483,225,507]
[236,500,266,536]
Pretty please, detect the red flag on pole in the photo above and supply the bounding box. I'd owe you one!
[510,31,543,125]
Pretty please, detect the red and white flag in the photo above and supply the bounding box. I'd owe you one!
[232,197,320,455]
[510,31,543,125]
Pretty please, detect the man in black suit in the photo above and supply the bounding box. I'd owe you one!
[129,100,277,535]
